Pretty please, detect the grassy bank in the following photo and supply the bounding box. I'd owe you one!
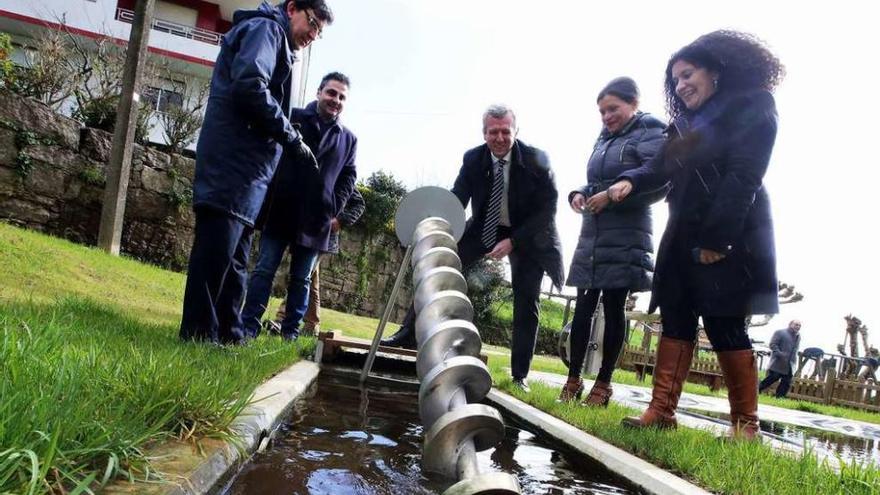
[0,224,309,494]
[487,360,880,495]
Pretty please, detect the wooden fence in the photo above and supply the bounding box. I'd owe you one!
[622,342,880,412]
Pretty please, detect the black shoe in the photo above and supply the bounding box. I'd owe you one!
[511,378,531,394]
[380,326,417,350]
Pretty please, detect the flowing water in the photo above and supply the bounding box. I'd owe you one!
[224,374,640,494]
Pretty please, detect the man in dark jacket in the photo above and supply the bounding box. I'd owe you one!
[266,188,365,335]
[242,72,357,341]
[180,0,334,344]
[759,320,802,397]
[382,104,565,392]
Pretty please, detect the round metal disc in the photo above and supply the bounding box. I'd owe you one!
[416,320,482,379]
[414,268,468,314]
[413,248,462,287]
[415,291,474,341]
[443,472,522,495]
[412,231,458,268]
[419,356,493,429]
[423,404,505,478]
[395,186,466,245]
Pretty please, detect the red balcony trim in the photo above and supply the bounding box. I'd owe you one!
[0,8,215,67]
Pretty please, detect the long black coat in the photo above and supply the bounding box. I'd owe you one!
[566,113,667,291]
[621,90,779,317]
[259,101,357,252]
[193,2,299,226]
[452,140,565,289]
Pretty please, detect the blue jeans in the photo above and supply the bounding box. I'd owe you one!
[241,232,319,340]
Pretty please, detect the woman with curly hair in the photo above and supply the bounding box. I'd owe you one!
[559,77,667,406]
[607,30,785,439]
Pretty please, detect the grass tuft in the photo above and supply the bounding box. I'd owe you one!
[0,224,309,493]
[489,362,880,495]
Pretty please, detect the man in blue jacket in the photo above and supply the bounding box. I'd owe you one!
[179,0,334,345]
[241,71,358,341]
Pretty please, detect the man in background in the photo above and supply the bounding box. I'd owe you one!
[759,320,802,397]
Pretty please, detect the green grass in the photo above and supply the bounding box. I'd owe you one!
[513,354,880,426]
[0,223,310,494]
[495,297,567,333]
[487,359,880,495]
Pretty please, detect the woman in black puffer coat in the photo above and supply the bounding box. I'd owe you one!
[559,77,668,406]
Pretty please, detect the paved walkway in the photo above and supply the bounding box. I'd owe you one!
[526,370,880,467]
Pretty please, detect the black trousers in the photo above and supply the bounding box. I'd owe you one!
[568,288,629,382]
[659,304,752,351]
[179,208,253,344]
[759,370,792,397]
[399,228,545,379]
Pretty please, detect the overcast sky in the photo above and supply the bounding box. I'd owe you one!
[301,0,880,355]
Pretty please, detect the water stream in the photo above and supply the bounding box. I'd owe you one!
[224,374,640,494]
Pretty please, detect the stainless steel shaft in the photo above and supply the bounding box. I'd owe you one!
[408,216,520,495]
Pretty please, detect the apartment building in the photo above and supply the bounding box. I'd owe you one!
[0,0,310,147]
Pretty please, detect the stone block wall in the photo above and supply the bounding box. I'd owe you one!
[0,89,412,323]
[0,89,196,270]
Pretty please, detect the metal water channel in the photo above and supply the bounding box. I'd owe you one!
[224,374,640,494]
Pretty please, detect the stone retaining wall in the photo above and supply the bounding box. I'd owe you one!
[0,89,412,322]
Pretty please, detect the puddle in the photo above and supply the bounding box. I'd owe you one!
[687,409,880,465]
[224,375,640,494]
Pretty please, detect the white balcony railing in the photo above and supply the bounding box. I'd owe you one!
[116,7,222,46]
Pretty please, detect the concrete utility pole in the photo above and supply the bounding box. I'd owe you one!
[97,0,156,254]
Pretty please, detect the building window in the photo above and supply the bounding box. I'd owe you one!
[142,85,184,113]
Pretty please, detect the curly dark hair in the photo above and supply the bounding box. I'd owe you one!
[664,30,785,119]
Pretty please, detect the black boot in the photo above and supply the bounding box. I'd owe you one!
[380,306,418,350]
[380,325,417,349]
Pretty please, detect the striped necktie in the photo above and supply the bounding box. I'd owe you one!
[481,158,506,249]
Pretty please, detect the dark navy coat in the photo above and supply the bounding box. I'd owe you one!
[566,113,667,291]
[193,2,300,226]
[452,140,565,289]
[621,90,779,317]
[260,101,358,252]
[327,188,365,254]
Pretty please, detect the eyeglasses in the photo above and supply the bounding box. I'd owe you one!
[304,10,323,39]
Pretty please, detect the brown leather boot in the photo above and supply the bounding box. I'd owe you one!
[622,337,695,429]
[557,376,584,402]
[582,380,613,407]
[716,349,761,440]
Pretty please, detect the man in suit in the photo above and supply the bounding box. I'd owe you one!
[382,104,564,392]
[241,71,357,341]
[179,0,333,345]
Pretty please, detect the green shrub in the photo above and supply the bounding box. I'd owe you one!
[74,97,154,144]
[0,32,13,88]
[356,171,407,237]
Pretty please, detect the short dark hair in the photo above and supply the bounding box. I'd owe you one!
[664,30,784,119]
[597,76,639,104]
[285,0,334,24]
[318,71,350,90]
